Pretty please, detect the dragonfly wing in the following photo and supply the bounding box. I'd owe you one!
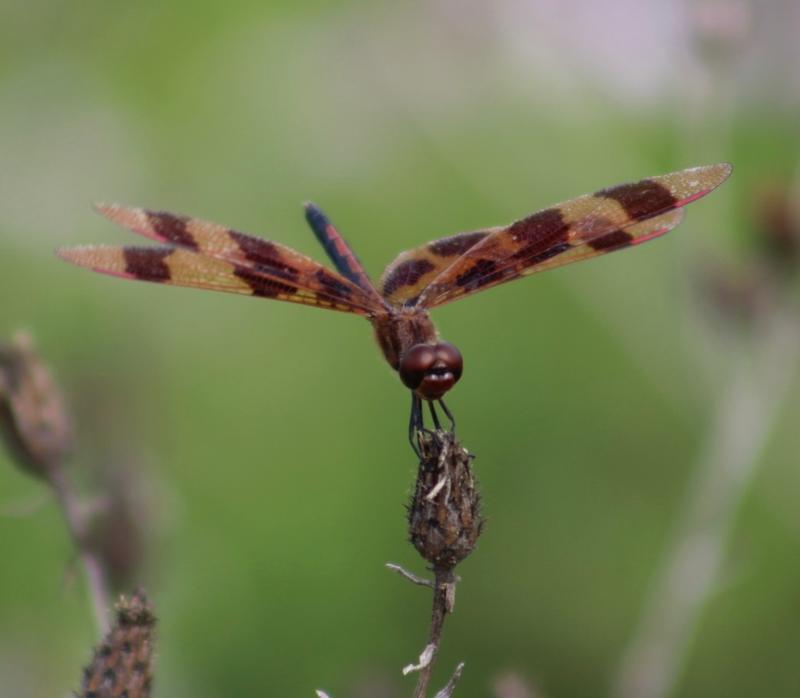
[57,245,374,314]
[415,163,731,308]
[73,205,384,313]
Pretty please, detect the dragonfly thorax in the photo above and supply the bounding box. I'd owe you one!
[370,307,463,399]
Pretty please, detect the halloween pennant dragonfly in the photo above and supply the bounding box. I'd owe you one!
[58,163,731,452]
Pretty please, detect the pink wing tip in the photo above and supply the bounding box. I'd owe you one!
[672,163,733,207]
[698,162,733,187]
[57,245,136,280]
[56,245,79,263]
[56,245,96,267]
[94,202,130,222]
[707,161,733,184]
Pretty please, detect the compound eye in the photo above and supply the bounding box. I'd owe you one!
[435,342,463,381]
[399,344,437,389]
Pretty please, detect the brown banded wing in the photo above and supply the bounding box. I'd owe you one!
[58,206,384,315]
[383,163,731,309]
[57,245,381,313]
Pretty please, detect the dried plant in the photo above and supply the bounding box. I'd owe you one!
[0,332,159,696]
[0,331,73,480]
[0,331,112,635]
[615,182,800,698]
[79,590,157,698]
[395,430,483,698]
[318,430,483,698]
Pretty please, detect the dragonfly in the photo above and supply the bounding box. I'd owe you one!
[59,163,731,453]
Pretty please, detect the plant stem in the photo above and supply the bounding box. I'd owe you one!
[49,460,111,637]
[413,569,456,698]
[613,306,800,698]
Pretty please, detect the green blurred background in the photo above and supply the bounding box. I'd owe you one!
[2,1,800,696]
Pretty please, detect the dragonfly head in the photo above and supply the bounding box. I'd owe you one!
[399,342,463,400]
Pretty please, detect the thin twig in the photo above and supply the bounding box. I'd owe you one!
[433,661,465,698]
[49,459,111,637]
[412,569,457,698]
[613,305,800,698]
[386,562,434,588]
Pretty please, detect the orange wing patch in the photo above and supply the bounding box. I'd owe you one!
[415,163,731,308]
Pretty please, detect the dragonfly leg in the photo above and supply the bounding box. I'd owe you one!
[428,400,442,431]
[408,393,423,458]
[408,394,456,457]
[438,399,456,434]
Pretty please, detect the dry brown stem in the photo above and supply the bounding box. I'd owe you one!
[410,568,458,698]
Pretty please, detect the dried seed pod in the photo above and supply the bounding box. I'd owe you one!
[756,185,800,273]
[693,260,766,327]
[408,431,484,570]
[80,589,156,698]
[0,332,73,479]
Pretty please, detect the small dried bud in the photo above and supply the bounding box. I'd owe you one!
[694,261,766,326]
[408,431,483,570]
[756,185,800,272]
[80,589,156,698]
[0,332,73,479]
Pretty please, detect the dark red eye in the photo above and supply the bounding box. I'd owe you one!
[399,344,437,389]
[435,342,463,380]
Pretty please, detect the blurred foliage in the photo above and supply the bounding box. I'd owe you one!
[1,2,799,697]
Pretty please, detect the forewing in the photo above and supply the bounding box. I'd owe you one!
[57,245,373,314]
[91,204,383,312]
[415,163,731,308]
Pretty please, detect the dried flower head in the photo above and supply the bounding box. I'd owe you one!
[408,431,484,570]
[80,589,156,698]
[695,182,800,327]
[755,184,800,273]
[694,260,766,327]
[0,332,73,479]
